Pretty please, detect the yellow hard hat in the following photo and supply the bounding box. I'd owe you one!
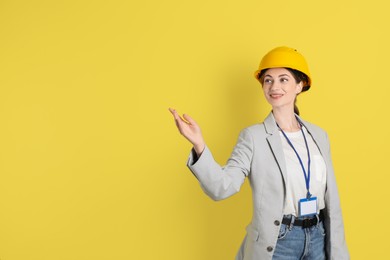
[254,46,311,91]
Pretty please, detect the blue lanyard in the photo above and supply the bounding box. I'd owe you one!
[277,118,312,200]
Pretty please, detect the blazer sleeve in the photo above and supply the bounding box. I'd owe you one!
[187,128,253,201]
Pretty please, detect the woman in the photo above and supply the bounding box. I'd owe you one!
[169,46,349,260]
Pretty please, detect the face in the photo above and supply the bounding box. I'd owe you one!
[261,68,303,111]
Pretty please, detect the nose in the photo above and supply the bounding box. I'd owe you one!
[269,81,281,91]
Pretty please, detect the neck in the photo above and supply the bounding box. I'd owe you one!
[272,108,300,132]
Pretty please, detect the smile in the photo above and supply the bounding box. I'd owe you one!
[270,94,284,99]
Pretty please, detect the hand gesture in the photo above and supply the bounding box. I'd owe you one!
[169,108,205,156]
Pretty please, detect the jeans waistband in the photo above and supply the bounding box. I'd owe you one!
[282,210,324,229]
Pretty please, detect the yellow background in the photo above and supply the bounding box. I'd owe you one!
[0,0,388,259]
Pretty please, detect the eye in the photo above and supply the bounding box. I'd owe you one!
[264,78,273,84]
[280,77,289,83]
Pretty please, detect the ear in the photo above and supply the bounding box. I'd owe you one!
[296,82,303,94]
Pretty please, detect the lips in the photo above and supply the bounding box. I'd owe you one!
[270,93,283,99]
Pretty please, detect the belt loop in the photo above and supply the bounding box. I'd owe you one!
[288,215,295,230]
[315,214,320,227]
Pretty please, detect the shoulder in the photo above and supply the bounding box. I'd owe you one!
[242,122,265,133]
[299,118,330,146]
[239,122,268,140]
[300,118,327,135]
[245,123,266,133]
[239,112,275,138]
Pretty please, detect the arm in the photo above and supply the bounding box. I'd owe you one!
[169,108,252,201]
[187,129,253,201]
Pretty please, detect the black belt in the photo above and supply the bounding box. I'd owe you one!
[282,211,324,229]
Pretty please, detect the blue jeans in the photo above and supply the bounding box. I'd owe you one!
[272,217,326,260]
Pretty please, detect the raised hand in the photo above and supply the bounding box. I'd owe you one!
[169,108,205,156]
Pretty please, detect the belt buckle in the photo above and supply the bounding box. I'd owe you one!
[302,217,316,229]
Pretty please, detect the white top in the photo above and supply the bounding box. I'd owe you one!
[279,126,327,217]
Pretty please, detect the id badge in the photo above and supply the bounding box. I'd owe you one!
[298,197,317,217]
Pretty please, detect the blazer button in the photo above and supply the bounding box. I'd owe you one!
[267,246,273,252]
[274,220,280,226]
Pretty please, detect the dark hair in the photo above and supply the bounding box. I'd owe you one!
[257,68,309,115]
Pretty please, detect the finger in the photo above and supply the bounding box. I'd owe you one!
[183,114,196,126]
[168,107,178,118]
[168,107,176,115]
[169,108,183,122]
[169,109,190,134]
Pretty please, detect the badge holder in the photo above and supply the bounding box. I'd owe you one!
[298,196,317,217]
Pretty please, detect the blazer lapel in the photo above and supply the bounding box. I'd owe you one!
[264,113,288,184]
[263,113,329,189]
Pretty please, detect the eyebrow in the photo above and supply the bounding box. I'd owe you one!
[264,73,291,78]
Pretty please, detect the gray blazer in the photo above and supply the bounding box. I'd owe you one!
[187,112,349,260]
